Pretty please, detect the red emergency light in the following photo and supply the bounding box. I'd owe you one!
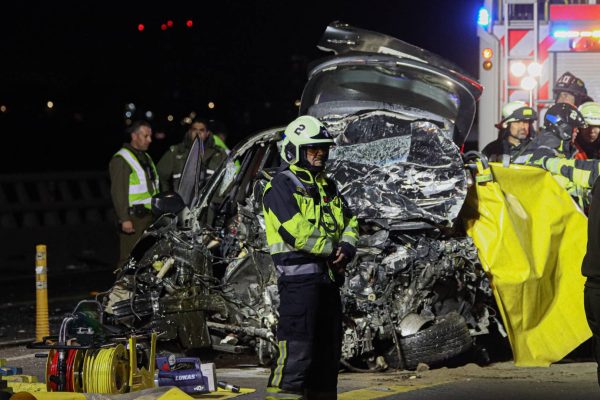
[570,37,600,52]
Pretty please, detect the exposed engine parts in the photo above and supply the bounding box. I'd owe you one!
[96,120,500,371]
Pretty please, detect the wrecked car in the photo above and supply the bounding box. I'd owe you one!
[100,22,499,370]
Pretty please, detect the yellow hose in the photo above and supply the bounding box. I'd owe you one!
[68,334,156,394]
[82,345,128,394]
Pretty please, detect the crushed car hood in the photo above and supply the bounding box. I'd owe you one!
[325,111,467,226]
[298,22,477,226]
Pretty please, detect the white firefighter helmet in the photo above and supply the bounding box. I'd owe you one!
[578,101,600,127]
[280,115,334,165]
[499,101,537,128]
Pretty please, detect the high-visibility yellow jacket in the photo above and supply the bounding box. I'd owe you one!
[533,156,600,208]
[113,147,159,210]
[541,156,600,189]
[262,164,358,270]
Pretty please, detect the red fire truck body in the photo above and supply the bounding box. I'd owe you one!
[478,0,600,149]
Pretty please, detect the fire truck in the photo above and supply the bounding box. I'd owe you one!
[477,0,600,149]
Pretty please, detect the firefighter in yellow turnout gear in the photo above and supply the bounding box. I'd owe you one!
[531,151,600,387]
[263,116,358,400]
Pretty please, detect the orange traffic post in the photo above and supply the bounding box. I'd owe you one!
[35,244,49,342]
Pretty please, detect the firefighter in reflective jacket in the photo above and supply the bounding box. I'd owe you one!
[531,154,600,387]
[518,103,589,206]
[575,102,600,160]
[262,115,358,400]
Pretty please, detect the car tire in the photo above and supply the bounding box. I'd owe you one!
[386,312,473,370]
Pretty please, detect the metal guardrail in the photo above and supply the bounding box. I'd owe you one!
[0,171,113,229]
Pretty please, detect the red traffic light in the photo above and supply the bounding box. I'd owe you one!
[167,20,174,28]
[161,23,167,31]
[137,23,145,32]
[186,20,193,28]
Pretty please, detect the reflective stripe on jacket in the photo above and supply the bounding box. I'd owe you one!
[543,157,600,190]
[262,164,358,269]
[114,148,159,208]
[540,156,600,208]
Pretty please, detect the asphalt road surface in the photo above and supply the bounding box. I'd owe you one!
[0,264,116,343]
[2,265,599,399]
[0,344,598,399]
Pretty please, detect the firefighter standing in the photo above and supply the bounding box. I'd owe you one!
[584,177,600,388]
[516,103,588,205]
[553,71,593,107]
[530,153,600,386]
[156,118,227,192]
[109,120,159,267]
[516,102,587,163]
[482,101,537,163]
[575,102,600,160]
[262,115,358,400]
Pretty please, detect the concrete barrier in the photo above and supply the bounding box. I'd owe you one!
[0,171,117,273]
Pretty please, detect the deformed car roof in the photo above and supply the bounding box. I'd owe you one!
[300,22,483,145]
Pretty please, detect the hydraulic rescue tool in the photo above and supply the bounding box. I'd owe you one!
[27,300,156,394]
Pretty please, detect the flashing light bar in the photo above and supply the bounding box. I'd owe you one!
[478,7,490,27]
[553,29,600,38]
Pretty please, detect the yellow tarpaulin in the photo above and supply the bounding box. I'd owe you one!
[462,162,591,366]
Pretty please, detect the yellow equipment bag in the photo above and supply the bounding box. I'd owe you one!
[462,162,591,366]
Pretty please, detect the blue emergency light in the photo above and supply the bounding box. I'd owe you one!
[478,7,490,27]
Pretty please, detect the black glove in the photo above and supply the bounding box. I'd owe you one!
[327,242,356,270]
[338,241,356,260]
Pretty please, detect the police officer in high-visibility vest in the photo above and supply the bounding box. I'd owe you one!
[156,118,227,192]
[109,120,159,267]
[263,115,359,400]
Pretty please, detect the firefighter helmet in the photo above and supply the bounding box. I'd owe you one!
[543,102,588,141]
[498,101,537,129]
[578,102,600,127]
[553,72,593,106]
[280,115,334,165]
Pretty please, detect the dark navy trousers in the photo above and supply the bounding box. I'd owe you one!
[269,271,342,392]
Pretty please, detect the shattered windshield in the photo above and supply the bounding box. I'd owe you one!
[326,111,467,225]
[302,61,477,144]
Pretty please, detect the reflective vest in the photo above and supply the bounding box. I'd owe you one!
[262,164,358,276]
[114,148,159,209]
[212,134,231,155]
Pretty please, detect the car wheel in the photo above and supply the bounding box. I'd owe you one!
[385,312,473,370]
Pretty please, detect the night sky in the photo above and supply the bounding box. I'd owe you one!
[0,1,483,173]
